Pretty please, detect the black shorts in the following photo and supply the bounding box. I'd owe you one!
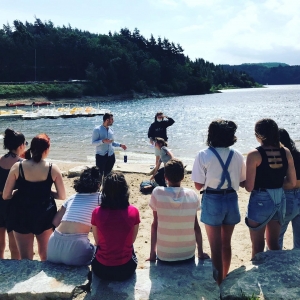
[0,197,13,233]
[92,251,137,281]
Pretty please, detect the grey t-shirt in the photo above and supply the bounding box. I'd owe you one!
[160,146,171,164]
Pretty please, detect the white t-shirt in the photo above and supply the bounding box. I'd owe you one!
[62,193,100,226]
[191,147,246,191]
[149,187,200,261]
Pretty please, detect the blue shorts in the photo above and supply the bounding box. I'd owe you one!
[200,190,240,226]
[247,190,281,224]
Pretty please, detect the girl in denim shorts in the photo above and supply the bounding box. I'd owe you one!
[278,128,300,249]
[192,119,246,285]
[245,119,296,259]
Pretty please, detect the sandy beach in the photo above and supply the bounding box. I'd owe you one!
[3,160,294,272]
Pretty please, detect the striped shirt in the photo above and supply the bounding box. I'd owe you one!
[150,187,200,261]
[62,193,101,226]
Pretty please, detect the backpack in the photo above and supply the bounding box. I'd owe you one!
[140,180,157,195]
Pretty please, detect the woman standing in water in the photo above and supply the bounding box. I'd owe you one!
[278,128,300,249]
[3,133,66,260]
[0,129,26,259]
[245,119,296,258]
[192,119,246,285]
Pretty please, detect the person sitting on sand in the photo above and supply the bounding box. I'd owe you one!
[245,119,295,259]
[0,128,27,260]
[278,128,300,249]
[3,133,66,261]
[192,120,246,285]
[150,137,174,187]
[147,158,209,263]
[47,167,101,266]
[91,171,140,281]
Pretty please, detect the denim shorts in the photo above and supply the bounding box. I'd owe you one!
[284,189,300,219]
[247,190,280,224]
[200,190,240,226]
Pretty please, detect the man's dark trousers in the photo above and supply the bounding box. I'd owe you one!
[96,153,116,176]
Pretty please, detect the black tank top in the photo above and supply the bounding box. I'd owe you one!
[254,146,288,189]
[16,162,53,205]
[0,167,10,192]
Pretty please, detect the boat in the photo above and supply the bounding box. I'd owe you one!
[32,101,53,106]
[6,102,26,107]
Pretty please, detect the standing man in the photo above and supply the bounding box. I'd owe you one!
[148,112,175,166]
[92,113,127,176]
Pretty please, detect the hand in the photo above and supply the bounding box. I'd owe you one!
[146,252,157,261]
[120,144,127,150]
[198,253,210,260]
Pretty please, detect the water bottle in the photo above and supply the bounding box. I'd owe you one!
[124,152,127,163]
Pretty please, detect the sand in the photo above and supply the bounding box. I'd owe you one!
[3,161,294,272]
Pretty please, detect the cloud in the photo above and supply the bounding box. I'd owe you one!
[181,0,221,7]
[179,24,204,33]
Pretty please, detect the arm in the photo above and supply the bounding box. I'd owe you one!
[194,216,209,259]
[194,182,204,191]
[51,164,66,200]
[245,150,259,192]
[283,148,296,189]
[112,141,127,150]
[151,161,162,179]
[146,211,158,261]
[165,117,175,127]
[148,124,155,140]
[92,127,103,146]
[2,163,19,200]
[52,206,66,227]
[92,225,99,246]
[132,224,139,243]
[166,149,174,159]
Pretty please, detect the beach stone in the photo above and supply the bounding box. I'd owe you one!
[68,166,89,178]
[89,258,219,300]
[0,259,89,299]
[220,249,300,300]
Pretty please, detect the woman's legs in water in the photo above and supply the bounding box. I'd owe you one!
[205,224,235,285]
[36,228,53,261]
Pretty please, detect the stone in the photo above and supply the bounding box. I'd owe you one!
[220,249,300,300]
[89,259,219,300]
[0,259,89,299]
[67,166,89,178]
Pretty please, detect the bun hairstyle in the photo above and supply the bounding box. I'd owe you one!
[73,167,102,193]
[3,128,25,151]
[25,133,50,163]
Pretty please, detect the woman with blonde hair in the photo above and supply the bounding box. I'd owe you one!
[3,133,66,260]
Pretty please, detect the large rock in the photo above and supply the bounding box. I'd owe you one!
[89,259,219,300]
[67,166,89,178]
[220,250,300,300]
[0,259,89,299]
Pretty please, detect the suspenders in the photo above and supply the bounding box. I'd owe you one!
[208,147,234,189]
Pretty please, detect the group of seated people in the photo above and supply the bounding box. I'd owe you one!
[0,117,299,286]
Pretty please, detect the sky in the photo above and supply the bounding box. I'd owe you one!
[1,0,300,65]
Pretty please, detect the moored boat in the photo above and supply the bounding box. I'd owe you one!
[32,101,53,106]
[6,102,26,107]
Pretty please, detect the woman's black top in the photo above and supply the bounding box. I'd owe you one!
[292,153,300,180]
[254,146,288,189]
[0,166,10,191]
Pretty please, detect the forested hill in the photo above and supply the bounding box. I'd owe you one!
[0,18,259,96]
[221,63,300,85]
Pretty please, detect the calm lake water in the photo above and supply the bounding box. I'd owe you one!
[0,85,299,166]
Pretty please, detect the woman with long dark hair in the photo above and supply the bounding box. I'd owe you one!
[91,171,140,281]
[278,128,300,249]
[3,133,66,260]
[245,119,296,258]
[192,119,246,285]
[0,128,26,259]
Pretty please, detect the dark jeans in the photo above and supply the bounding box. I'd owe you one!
[154,167,167,187]
[92,252,137,281]
[95,153,115,176]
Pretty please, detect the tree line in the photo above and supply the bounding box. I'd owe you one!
[0,18,259,97]
[221,63,300,85]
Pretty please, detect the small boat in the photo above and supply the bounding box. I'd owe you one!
[6,102,26,107]
[32,101,53,106]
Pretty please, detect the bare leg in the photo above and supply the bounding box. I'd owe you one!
[0,227,5,259]
[194,216,209,259]
[221,225,235,278]
[248,219,266,259]
[14,231,34,260]
[265,220,280,250]
[205,224,222,285]
[36,229,53,261]
[8,231,20,260]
